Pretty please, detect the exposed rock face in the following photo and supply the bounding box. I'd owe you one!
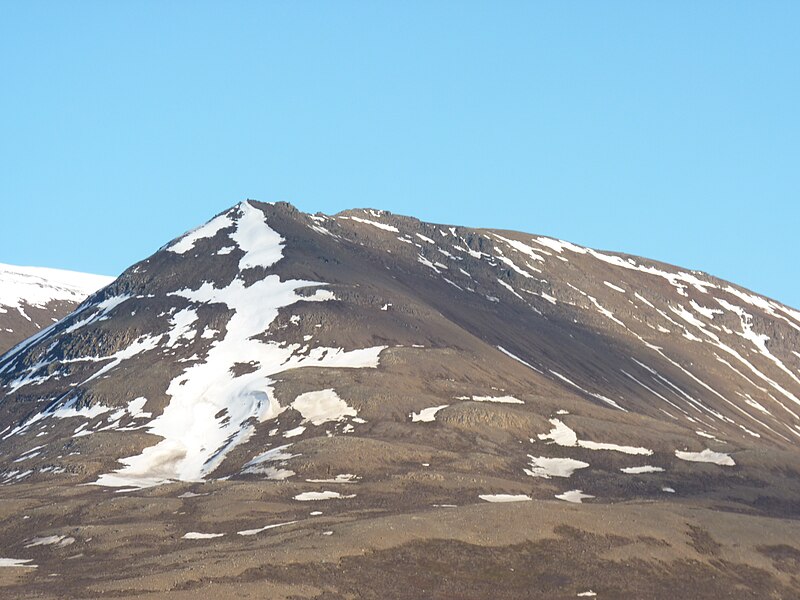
[0,263,113,355]
[0,201,798,598]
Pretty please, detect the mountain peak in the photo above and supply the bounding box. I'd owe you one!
[1,202,798,596]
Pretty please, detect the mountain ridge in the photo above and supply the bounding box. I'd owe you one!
[332,203,799,311]
[0,262,114,355]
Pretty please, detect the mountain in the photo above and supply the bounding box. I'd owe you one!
[0,201,798,599]
[0,263,114,355]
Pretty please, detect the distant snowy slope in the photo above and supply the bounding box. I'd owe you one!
[0,263,114,354]
[0,263,113,309]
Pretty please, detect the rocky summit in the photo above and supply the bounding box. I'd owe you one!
[0,200,798,599]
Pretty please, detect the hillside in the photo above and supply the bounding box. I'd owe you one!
[0,201,797,598]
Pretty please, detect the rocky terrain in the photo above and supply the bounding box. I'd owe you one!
[0,263,113,355]
[0,201,798,598]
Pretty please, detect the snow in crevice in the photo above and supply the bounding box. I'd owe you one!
[417,254,442,274]
[587,296,626,328]
[0,293,132,382]
[237,520,298,536]
[496,346,543,374]
[722,286,800,334]
[549,370,626,411]
[664,302,800,434]
[497,279,525,301]
[526,232,800,421]
[524,288,557,305]
[629,358,729,423]
[25,535,74,548]
[492,235,545,263]
[339,216,399,233]
[690,300,722,320]
[3,394,152,442]
[620,369,694,420]
[164,308,199,347]
[715,299,800,393]
[634,293,655,308]
[490,240,541,278]
[603,281,625,293]
[242,444,298,478]
[652,348,786,440]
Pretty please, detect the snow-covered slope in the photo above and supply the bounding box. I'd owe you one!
[0,263,114,354]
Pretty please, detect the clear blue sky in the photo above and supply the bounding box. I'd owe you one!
[1,2,798,308]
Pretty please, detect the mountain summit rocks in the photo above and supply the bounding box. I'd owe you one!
[0,201,798,598]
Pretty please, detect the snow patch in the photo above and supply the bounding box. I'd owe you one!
[293,491,355,501]
[291,389,357,425]
[479,494,531,503]
[555,489,594,503]
[525,456,589,479]
[168,211,233,254]
[674,449,735,466]
[182,532,224,540]
[25,535,74,548]
[620,466,664,474]
[340,216,399,233]
[471,395,524,404]
[306,474,359,484]
[538,419,652,455]
[411,405,449,422]
[0,558,36,568]
[237,520,297,536]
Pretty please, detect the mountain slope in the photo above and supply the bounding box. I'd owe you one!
[0,263,114,354]
[0,201,798,598]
